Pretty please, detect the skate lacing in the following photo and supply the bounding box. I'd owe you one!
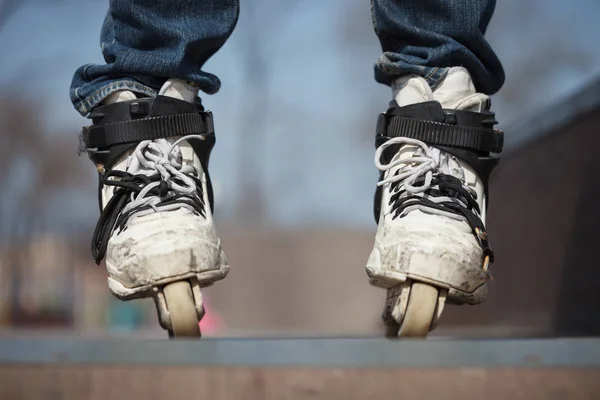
[375,137,494,265]
[91,134,207,264]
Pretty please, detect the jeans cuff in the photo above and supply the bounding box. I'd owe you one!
[422,67,449,89]
[375,54,450,90]
[72,78,158,116]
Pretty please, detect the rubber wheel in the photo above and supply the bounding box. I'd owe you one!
[397,282,439,338]
[162,280,201,338]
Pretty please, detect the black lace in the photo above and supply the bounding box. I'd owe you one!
[389,172,494,264]
[91,169,205,264]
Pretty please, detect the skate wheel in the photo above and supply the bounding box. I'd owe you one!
[397,282,439,338]
[162,280,201,338]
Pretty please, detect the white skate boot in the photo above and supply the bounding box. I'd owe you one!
[79,79,229,338]
[366,67,504,337]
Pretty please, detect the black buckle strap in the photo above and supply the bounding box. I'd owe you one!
[81,112,214,150]
[376,113,503,154]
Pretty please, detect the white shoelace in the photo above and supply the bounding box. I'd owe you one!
[375,137,440,193]
[375,137,477,220]
[117,134,206,219]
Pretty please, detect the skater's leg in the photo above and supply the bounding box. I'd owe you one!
[371,0,504,94]
[74,1,239,338]
[70,0,239,116]
[366,0,505,337]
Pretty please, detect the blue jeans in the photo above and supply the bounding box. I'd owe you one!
[70,0,504,116]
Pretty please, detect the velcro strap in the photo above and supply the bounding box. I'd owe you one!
[82,113,213,149]
[377,114,503,153]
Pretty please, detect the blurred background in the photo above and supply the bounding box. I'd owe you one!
[0,0,599,338]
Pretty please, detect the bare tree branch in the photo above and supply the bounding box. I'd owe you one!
[234,0,302,222]
[0,0,20,32]
[0,92,88,228]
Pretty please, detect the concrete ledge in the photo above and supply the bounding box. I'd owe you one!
[1,337,599,368]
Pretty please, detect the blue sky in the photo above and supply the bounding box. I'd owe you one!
[0,0,599,230]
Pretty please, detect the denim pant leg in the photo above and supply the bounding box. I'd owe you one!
[70,0,240,116]
[371,0,505,94]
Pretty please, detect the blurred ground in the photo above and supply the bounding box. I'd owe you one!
[2,366,599,400]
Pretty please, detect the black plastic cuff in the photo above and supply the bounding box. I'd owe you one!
[81,112,213,150]
[376,113,503,154]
